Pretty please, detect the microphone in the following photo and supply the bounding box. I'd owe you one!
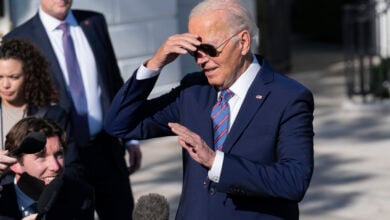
[36,175,64,220]
[133,193,170,220]
[17,172,45,201]
[9,132,46,156]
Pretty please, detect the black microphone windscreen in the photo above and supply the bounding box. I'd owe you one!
[17,172,45,201]
[133,193,170,220]
[10,132,46,156]
[37,175,64,215]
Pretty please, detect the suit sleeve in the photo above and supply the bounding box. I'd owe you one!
[104,71,181,140]
[216,88,314,202]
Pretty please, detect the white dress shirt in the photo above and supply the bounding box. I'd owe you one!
[137,55,261,183]
[39,8,103,137]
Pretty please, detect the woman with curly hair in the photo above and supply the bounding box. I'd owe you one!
[0,39,78,178]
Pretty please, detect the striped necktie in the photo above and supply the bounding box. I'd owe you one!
[211,89,234,150]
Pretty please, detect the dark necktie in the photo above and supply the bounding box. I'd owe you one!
[58,22,90,145]
[211,89,234,150]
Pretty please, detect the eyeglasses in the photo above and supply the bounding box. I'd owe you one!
[190,31,241,58]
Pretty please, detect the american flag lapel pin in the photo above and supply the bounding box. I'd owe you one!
[255,95,263,100]
[84,20,90,26]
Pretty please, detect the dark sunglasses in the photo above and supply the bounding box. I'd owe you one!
[190,31,241,58]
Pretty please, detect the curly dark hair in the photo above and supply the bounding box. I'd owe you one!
[0,38,59,112]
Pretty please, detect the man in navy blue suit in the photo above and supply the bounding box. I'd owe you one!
[105,0,314,219]
[3,0,141,219]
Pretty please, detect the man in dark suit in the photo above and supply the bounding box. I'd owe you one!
[3,0,141,219]
[104,0,314,219]
[0,117,94,220]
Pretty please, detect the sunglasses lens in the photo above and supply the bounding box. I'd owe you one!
[189,44,218,58]
[198,44,218,57]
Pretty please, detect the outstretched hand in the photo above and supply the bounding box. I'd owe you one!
[146,33,200,70]
[168,122,215,168]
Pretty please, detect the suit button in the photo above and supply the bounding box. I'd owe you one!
[203,178,209,187]
[209,187,216,195]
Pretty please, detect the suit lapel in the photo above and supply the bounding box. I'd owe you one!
[223,58,274,153]
[204,87,218,148]
[187,82,217,149]
[31,14,73,112]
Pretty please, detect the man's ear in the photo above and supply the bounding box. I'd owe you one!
[10,162,23,175]
[238,30,251,55]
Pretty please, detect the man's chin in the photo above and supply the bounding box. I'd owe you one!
[206,78,221,88]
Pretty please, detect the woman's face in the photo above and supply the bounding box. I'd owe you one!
[0,58,26,108]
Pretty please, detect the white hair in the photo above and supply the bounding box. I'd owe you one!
[189,0,259,41]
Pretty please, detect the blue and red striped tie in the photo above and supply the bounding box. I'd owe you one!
[211,89,234,151]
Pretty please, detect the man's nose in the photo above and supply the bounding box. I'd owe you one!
[47,156,63,172]
[195,51,209,65]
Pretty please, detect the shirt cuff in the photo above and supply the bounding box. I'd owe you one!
[208,150,224,183]
[124,139,140,148]
[136,63,160,80]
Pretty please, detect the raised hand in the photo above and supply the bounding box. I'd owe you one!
[145,33,200,70]
[168,122,216,168]
[0,150,17,176]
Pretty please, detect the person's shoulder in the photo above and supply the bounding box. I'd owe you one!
[3,14,38,40]
[72,9,106,22]
[46,104,66,113]
[33,104,67,118]
[259,57,313,98]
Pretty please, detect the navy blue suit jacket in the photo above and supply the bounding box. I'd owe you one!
[104,57,314,219]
